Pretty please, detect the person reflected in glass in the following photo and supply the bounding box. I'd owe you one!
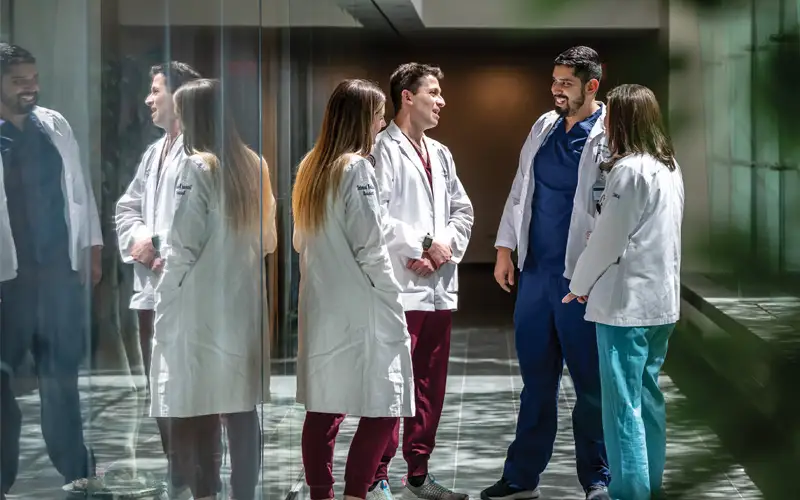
[563,84,684,500]
[293,79,414,500]
[115,60,201,497]
[0,43,102,497]
[151,78,277,500]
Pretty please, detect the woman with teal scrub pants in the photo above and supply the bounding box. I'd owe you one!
[563,84,684,500]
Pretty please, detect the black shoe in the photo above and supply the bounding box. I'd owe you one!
[480,478,540,500]
[585,484,611,500]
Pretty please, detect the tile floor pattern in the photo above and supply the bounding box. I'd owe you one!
[5,327,763,499]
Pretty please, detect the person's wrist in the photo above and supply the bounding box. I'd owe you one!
[422,233,433,251]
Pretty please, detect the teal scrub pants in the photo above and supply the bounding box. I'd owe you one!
[595,323,675,500]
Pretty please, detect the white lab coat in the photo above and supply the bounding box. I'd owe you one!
[373,121,474,312]
[495,106,607,278]
[0,106,102,282]
[150,154,277,418]
[294,155,414,418]
[115,135,188,310]
[570,154,684,327]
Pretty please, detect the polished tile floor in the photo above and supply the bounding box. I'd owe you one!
[5,326,763,499]
[304,326,763,500]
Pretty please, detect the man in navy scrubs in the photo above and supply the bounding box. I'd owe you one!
[483,47,610,500]
[0,43,102,498]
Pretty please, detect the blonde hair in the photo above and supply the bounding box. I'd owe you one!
[292,79,385,233]
[174,78,263,231]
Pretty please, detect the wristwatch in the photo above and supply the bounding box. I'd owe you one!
[422,233,433,251]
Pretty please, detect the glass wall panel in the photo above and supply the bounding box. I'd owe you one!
[698,5,754,276]
[784,0,800,274]
[0,0,301,498]
[698,0,800,282]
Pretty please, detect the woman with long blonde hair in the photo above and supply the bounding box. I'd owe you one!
[293,79,414,500]
[564,84,684,500]
[151,78,277,500]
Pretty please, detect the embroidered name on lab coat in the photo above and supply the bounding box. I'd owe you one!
[176,183,193,196]
[357,183,375,196]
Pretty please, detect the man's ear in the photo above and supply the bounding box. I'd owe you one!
[586,78,600,95]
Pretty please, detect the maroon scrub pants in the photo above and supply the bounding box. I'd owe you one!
[302,412,398,499]
[375,310,453,480]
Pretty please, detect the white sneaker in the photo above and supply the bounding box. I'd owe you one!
[403,474,468,500]
[367,480,395,500]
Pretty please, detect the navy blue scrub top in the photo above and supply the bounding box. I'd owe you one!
[524,108,602,274]
[1,114,71,271]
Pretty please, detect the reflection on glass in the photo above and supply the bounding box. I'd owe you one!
[0,41,100,495]
[115,61,203,497]
[143,77,276,500]
[0,0,302,498]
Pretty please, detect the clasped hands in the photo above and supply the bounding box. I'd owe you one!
[131,238,165,274]
[406,240,452,277]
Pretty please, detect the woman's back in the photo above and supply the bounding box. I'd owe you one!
[584,153,684,326]
[295,155,413,418]
[152,154,271,417]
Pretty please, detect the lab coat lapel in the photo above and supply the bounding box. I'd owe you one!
[426,138,448,232]
[387,122,433,202]
[152,134,185,210]
[143,137,165,228]
[588,103,606,142]
[33,108,58,137]
[577,103,607,189]
[166,133,185,164]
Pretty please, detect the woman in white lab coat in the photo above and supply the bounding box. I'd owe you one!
[563,84,684,500]
[292,79,414,500]
[151,78,277,500]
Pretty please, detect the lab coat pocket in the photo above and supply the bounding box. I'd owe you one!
[440,263,459,294]
[153,291,185,346]
[590,263,621,316]
[371,289,409,345]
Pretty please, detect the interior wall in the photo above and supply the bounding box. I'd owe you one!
[114,27,672,267]
[297,29,667,263]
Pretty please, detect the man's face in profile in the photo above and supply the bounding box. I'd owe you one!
[145,73,175,130]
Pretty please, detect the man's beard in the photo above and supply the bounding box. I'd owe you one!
[1,92,38,115]
[554,90,586,117]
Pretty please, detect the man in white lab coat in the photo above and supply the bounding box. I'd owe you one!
[114,61,200,497]
[0,43,102,497]
[481,46,610,500]
[369,63,474,500]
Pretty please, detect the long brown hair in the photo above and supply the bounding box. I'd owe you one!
[174,78,263,231]
[292,79,385,233]
[604,84,676,171]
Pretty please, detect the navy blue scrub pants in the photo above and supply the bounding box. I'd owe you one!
[0,266,93,495]
[503,269,609,491]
